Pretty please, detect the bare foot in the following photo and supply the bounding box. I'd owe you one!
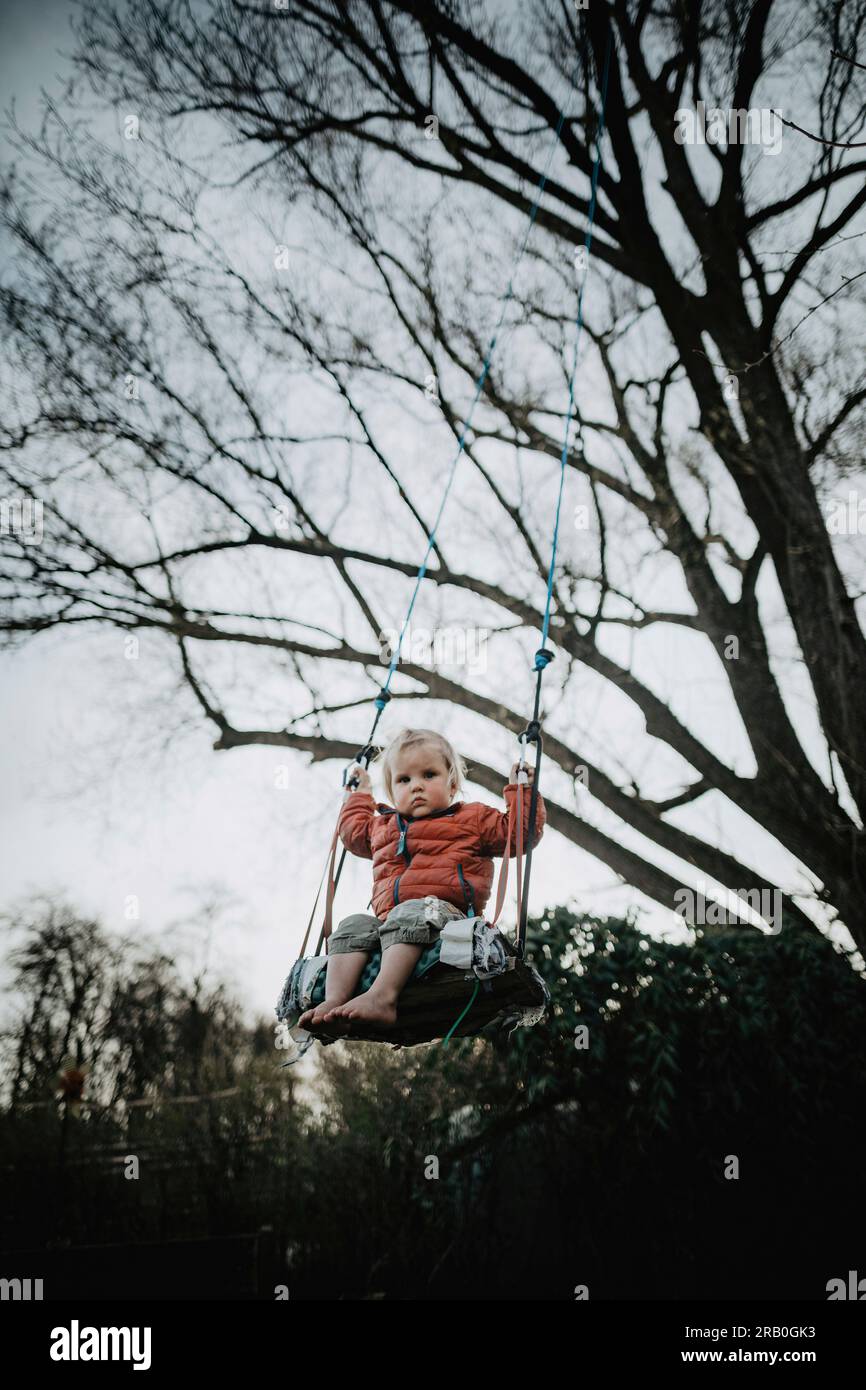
[298,996,352,1029]
[326,989,398,1028]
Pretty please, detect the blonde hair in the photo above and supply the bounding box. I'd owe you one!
[376,727,467,804]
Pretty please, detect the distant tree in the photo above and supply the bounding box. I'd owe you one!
[0,895,249,1109]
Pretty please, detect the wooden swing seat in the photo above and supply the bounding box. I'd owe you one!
[277,927,549,1050]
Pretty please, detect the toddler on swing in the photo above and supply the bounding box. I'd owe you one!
[298,727,546,1031]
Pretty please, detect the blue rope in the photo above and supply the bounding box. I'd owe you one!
[370,68,584,728]
[537,30,613,665]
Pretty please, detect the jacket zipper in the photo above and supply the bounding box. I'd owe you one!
[393,813,412,905]
[457,863,476,918]
[387,805,461,907]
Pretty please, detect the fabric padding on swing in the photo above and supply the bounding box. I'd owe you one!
[276,927,549,1050]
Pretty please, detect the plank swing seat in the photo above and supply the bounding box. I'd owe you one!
[276,911,549,1054]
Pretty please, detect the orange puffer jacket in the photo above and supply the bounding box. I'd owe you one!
[337,783,546,920]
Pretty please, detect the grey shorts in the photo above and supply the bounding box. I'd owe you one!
[328,896,467,954]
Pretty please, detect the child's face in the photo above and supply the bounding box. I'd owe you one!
[391,744,454,817]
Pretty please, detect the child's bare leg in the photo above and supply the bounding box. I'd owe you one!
[327,943,423,1027]
[298,950,369,1028]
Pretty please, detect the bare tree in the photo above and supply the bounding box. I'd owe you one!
[0,895,250,1109]
[1,1,865,948]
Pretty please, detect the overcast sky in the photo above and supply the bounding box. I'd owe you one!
[0,0,76,146]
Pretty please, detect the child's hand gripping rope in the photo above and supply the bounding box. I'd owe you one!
[509,762,536,786]
[344,763,372,797]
